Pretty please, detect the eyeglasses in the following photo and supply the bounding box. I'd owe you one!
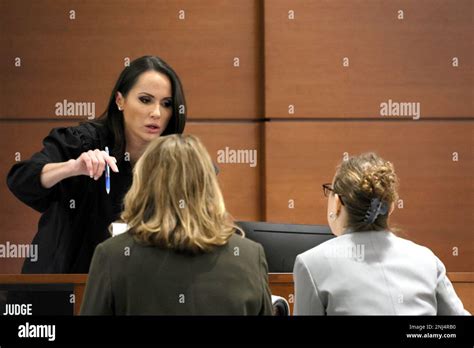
[322,183,333,197]
[322,183,345,205]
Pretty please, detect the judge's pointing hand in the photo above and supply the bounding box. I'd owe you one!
[69,149,119,180]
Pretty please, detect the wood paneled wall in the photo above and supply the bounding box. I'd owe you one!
[1,0,472,301]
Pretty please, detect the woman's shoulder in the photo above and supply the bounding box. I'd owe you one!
[47,121,109,150]
[98,231,133,249]
[388,232,437,259]
[70,122,109,148]
[296,233,343,263]
[297,230,436,263]
[227,233,263,253]
[96,231,264,264]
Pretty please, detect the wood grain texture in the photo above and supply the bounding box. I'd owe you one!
[185,122,263,221]
[265,0,473,118]
[0,0,262,119]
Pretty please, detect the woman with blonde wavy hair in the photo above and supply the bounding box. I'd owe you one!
[81,134,272,315]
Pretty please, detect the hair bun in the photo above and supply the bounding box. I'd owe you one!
[361,161,398,199]
[334,152,400,231]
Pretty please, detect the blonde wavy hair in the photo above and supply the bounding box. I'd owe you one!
[120,134,243,253]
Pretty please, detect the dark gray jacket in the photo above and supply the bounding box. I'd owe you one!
[80,232,273,315]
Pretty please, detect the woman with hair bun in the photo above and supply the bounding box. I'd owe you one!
[293,152,469,315]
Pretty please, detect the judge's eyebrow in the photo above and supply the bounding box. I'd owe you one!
[138,92,155,98]
[139,92,172,100]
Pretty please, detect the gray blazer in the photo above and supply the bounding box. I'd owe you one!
[80,232,273,315]
[293,230,469,315]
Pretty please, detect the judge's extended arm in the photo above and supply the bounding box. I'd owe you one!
[7,127,117,211]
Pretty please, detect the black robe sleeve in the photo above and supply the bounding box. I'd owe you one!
[6,126,94,213]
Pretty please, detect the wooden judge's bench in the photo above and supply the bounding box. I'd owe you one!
[0,273,472,315]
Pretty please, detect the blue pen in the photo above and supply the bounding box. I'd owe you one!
[105,146,111,194]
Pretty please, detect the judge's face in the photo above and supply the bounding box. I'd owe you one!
[116,70,173,146]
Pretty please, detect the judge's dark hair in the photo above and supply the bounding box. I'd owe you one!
[93,56,186,161]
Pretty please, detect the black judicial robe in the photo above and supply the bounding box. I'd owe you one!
[7,122,132,273]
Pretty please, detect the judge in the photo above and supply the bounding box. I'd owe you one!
[7,56,186,273]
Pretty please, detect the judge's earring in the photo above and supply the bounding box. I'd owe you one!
[329,212,337,221]
[118,106,123,111]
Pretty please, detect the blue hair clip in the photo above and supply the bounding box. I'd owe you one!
[363,198,389,224]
